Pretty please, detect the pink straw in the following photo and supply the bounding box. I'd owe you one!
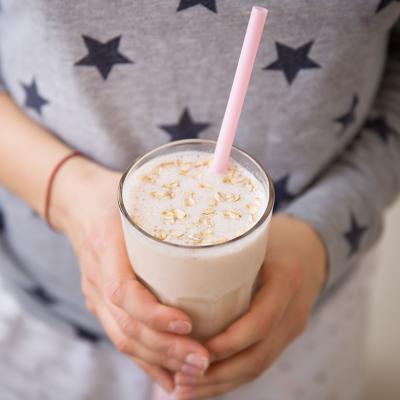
[210,6,268,174]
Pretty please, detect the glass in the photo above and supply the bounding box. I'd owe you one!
[118,139,275,341]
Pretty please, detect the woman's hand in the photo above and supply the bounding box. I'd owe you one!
[50,157,210,393]
[173,214,327,399]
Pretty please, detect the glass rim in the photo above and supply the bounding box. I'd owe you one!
[118,139,275,249]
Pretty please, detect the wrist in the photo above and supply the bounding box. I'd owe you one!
[269,214,328,293]
[49,155,114,234]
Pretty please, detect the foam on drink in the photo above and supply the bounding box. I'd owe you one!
[124,150,267,246]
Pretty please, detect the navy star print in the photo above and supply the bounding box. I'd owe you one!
[28,286,56,305]
[344,130,363,154]
[343,213,367,257]
[177,0,217,13]
[159,108,210,141]
[264,41,321,85]
[21,78,49,115]
[334,94,359,134]
[74,325,102,344]
[364,117,395,143]
[75,35,133,80]
[273,175,295,211]
[376,0,400,12]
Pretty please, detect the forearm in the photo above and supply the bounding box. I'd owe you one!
[0,93,72,214]
[0,92,107,231]
[268,214,327,292]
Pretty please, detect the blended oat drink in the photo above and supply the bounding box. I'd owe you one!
[119,139,274,341]
[127,152,265,246]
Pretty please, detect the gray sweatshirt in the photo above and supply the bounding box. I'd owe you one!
[0,0,399,342]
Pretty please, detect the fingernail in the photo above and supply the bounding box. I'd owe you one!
[180,363,204,377]
[185,353,209,370]
[175,373,199,385]
[168,320,192,334]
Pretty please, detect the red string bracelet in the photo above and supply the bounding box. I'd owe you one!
[44,150,82,229]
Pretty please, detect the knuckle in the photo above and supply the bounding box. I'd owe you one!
[165,340,178,360]
[105,280,125,306]
[159,352,171,369]
[251,356,266,377]
[119,314,139,338]
[114,336,131,354]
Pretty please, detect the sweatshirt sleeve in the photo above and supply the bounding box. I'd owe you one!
[282,19,400,298]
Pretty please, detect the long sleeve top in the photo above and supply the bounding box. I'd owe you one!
[0,0,399,342]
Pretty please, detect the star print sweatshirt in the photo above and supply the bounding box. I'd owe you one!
[0,1,399,339]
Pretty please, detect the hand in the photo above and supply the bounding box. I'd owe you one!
[173,214,327,399]
[50,157,210,393]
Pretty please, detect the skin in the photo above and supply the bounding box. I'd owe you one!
[0,93,210,392]
[173,214,327,399]
[0,92,327,396]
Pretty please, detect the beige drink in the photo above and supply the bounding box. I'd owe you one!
[119,139,274,341]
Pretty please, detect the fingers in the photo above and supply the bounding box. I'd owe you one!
[86,279,210,375]
[86,280,183,372]
[108,301,210,368]
[132,357,175,394]
[101,300,184,373]
[204,260,301,362]
[176,330,284,388]
[175,290,309,390]
[96,228,193,335]
[107,278,193,335]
